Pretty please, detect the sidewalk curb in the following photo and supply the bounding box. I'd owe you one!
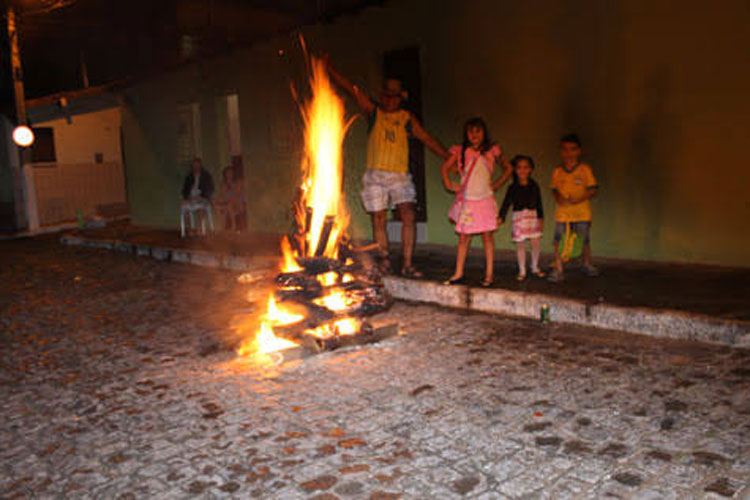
[60,233,750,348]
[383,276,750,347]
[60,234,278,273]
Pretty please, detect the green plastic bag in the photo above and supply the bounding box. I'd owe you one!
[557,222,583,262]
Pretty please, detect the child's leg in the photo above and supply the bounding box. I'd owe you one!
[530,237,541,272]
[450,234,472,279]
[552,222,564,273]
[583,242,591,266]
[481,232,494,281]
[516,241,526,276]
[554,246,563,273]
[578,222,598,275]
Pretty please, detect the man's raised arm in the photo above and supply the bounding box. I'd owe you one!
[323,56,375,114]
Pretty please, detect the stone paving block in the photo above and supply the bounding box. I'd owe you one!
[151,247,171,261]
[3,240,749,500]
[189,250,222,268]
[113,240,135,253]
[473,491,511,499]
[171,249,190,263]
[135,245,151,257]
[538,477,593,499]
[223,254,253,271]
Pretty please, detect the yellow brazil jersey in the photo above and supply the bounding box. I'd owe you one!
[366,108,411,174]
[550,163,597,222]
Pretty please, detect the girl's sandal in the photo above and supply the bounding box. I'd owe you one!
[443,275,465,285]
[532,270,546,278]
[402,266,424,279]
[481,278,493,287]
[516,273,527,282]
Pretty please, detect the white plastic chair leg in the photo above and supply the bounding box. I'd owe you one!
[206,206,214,233]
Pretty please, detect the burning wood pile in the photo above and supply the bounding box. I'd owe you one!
[237,54,394,359]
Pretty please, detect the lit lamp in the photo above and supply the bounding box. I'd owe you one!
[12,125,34,147]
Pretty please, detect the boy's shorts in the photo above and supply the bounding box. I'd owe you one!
[553,221,591,244]
[361,169,416,213]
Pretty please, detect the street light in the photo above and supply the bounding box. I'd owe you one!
[12,124,34,147]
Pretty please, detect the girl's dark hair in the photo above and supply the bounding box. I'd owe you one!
[510,154,535,184]
[461,117,493,168]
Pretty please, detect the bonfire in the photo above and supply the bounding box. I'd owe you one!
[237,54,392,358]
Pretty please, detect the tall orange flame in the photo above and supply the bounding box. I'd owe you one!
[236,54,354,358]
[297,56,352,259]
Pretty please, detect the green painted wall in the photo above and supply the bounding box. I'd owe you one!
[122,0,750,267]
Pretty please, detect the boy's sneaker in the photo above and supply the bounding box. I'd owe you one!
[582,264,600,277]
[547,269,564,283]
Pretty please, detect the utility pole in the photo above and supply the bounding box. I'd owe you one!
[0,2,29,230]
[7,5,26,124]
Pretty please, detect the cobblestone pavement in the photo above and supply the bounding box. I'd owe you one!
[2,238,749,499]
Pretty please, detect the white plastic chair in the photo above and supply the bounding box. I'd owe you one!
[180,200,214,237]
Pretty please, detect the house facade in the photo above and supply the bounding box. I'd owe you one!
[120,0,750,267]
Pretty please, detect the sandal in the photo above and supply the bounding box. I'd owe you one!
[532,270,546,278]
[402,266,424,279]
[443,276,464,285]
[481,278,493,287]
[547,269,564,283]
[377,254,393,274]
[516,273,526,282]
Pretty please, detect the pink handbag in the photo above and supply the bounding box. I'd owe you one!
[448,153,480,223]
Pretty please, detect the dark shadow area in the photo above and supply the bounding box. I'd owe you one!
[627,67,679,258]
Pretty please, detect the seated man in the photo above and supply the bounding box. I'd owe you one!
[181,158,215,236]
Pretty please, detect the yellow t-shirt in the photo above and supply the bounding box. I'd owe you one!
[366,108,411,174]
[550,163,597,222]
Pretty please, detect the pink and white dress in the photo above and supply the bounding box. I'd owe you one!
[448,144,501,234]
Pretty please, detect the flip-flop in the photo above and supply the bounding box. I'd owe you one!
[443,276,465,285]
[402,266,424,279]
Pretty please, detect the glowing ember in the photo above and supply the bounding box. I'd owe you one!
[280,236,302,273]
[318,271,339,287]
[266,296,304,326]
[237,296,302,356]
[313,289,353,312]
[307,317,361,339]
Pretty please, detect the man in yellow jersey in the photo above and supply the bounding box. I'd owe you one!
[326,59,449,277]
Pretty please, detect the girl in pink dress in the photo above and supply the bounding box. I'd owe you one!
[441,117,512,286]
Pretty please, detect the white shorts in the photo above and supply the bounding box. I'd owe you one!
[361,170,416,213]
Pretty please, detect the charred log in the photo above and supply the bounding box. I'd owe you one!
[273,321,398,353]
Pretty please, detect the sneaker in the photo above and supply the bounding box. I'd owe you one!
[547,269,564,283]
[582,264,600,277]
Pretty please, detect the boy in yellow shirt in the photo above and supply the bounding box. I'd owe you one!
[548,134,599,282]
